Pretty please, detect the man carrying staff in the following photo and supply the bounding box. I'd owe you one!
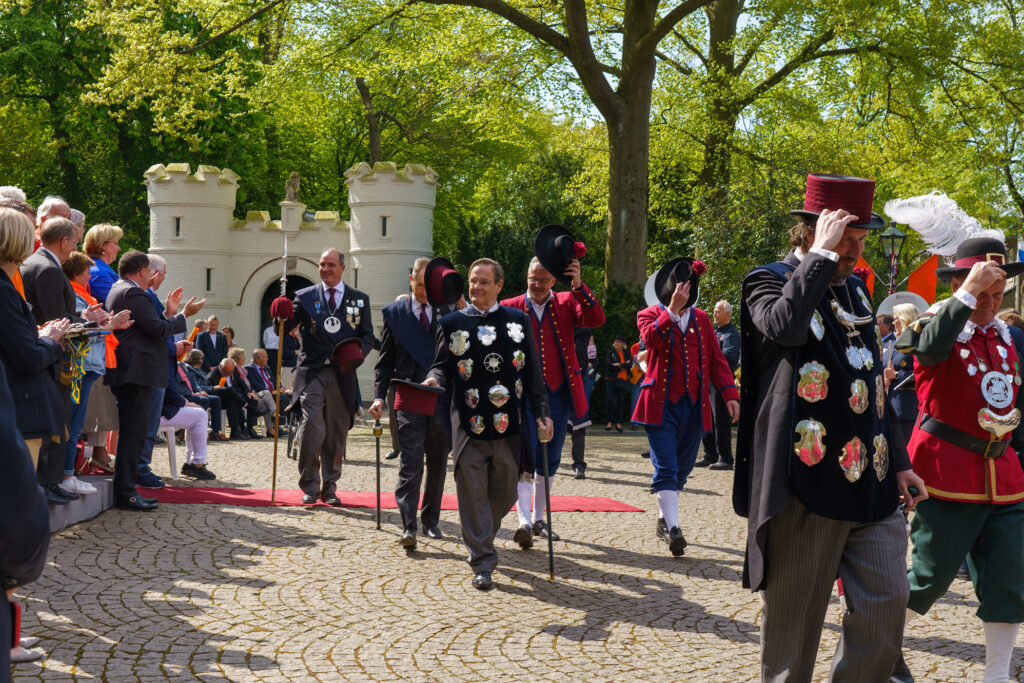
[631,257,738,556]
[500,225,605,547]
[735,173,926,681]
[888,192,1024,683]
[370,257,463,551]
[282,248,373,505]
[424,258,552,591]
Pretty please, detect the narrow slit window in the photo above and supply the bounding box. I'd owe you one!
[354,268,359,289]
[205,268,212,291]
[381,216,388,237]
[174,217,182,237]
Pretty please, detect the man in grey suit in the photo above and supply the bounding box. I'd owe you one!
[424,258,552,591]
[735,174,926,681]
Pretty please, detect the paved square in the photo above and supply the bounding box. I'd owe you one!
[12,428,1020,681]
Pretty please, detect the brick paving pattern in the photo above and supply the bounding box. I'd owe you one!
[12,427,1020,681]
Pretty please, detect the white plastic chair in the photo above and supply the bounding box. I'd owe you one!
[160,425,178,480]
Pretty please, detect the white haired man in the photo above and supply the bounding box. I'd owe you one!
[695,299,741,470]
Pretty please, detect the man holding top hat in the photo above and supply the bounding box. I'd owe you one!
[281,248,373,505]
[889,192,1024,683]
[500,225,605,546]
[369,257,463,551]
[424,258,553,591]
[735,173,926,681]
[631,256,738,556]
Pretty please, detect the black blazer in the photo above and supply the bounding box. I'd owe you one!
[20,248,79,326]
[374,295,448,402]
[207,365,250,401]
[606,347,632,383]
[105,279,187,388]
[196,331,229,371]
[244,363,274,392]
[0,268,65,438]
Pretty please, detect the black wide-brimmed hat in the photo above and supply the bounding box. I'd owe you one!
[390,378,444,416]
[424,257,464,307]
[935,237,1024,281]
[331,337,364,373]
[646,257,705,309]
[790,173,887,230]
[534,224,586,285]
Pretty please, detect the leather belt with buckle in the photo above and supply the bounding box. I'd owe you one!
[920,415,1009,459]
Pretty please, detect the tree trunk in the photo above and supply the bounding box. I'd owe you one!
[697,0,741,196]
[604,107,651,289]
[355,77,382,165]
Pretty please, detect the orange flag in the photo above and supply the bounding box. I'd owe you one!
[854,257,876,297]
[908,254,939,304]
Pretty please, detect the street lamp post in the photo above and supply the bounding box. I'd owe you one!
[879,226,907,295]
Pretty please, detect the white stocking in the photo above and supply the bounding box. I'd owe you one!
[656,490,679,529]
[983,622,1019,683]
[516,481,532,527]
[533,475,551,523]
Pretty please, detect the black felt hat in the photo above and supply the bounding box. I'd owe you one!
[648,257,704,309]
[935,237,1024,281]
[534,224,585,285]
[424,257,464,307]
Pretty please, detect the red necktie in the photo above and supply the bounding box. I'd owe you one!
[328,287,337,310]
[178,365,194,392]
[419,305,430,330]
[262,366,272,389]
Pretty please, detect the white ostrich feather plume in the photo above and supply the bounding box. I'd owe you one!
[883,191,1003,261]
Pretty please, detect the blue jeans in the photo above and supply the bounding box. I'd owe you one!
[524,384,571,476]
[65,372,100,475]
[138,386,166,476]
[646,396,704,492]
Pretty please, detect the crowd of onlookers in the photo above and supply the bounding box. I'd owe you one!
[0,185,302,665]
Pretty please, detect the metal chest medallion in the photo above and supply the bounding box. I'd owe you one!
[489,383,510,408]
[484,353,503,372]
[469,415,485,434]
[810,311,825,341]
[493,412,509,434]
[845,345,874,371]
[477,325,497,346]
[465,388,479,409]
[794,419,827,466]
[839,437,867,483]
[323,316,341,334]
[978,407,1022,438]
[981,371,1014,409]
[506,322,525,343]
[458,359,473,381]
[797,362,829,403]
[449,330,470,356]
[512,349,526,371]
[849,379,868,414]
[875,375,885,418]
[873,435,889,481]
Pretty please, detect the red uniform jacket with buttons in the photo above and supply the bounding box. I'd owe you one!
[631,304,738,429]
[501,284,605,419]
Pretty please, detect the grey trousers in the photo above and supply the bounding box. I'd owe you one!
[454,438,518,572]
[387,384,400,454]
[761,498,908,683]
[296,370,351,497]
[395,407,450,531]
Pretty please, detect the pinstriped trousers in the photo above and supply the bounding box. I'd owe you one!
[760,497,908,682]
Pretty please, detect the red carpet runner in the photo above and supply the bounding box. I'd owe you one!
[150,487,643,512]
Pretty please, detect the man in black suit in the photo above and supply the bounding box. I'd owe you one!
[369,257,458,550]
[282,248,374,505]
[207,357,259,439]
[244,348,291,437]
[105,250,205,510]
[196,315,229,371]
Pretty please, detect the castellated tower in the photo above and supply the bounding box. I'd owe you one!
[145,161,438,403]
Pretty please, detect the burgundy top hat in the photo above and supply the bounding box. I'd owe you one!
[424,257,464,308]
[535,224,586,285]
[935,237,1024,281]
[331,337,364,373]
[647,257,706,309]
[391,379,444,416]
[790,173,887,230]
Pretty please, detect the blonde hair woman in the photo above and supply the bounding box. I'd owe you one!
[84,223,123,304]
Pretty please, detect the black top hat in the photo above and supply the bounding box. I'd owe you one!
[534,224,585,285]
[332,337,364,373]
[790,173,887,230]
[649,257,704,309]
[935,237,1024,281]
[390,378,444,416]
[424,257,464,308]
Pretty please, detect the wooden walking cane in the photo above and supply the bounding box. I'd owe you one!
[268,232,294,505]
[540,426,555,581]
[373,419,383,529]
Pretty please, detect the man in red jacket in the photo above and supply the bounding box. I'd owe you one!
[500,225,605,546]
[632,258,739,555]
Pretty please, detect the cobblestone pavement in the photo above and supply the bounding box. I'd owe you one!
[12,426,1020,681]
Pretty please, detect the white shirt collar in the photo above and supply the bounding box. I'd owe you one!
[322,281,345,300]
[527,290,553,317]
[38,246,61,265]
[411,298,431,320]
[462,302,500,316]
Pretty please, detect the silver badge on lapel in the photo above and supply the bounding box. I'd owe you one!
[484,353,503,372]
[489,383,510,408]
[323,316,341,334]
[469,415,485,434]
[512,349,525,371]
[515,379,523,398]
[477,325,497,346]
[873,434,889,481]
[465,388,479,409]
[810,311,825,341]
[849,379,868,414]
[506,322,525,343]
[960,348,971,360]
[357,299,364,308]
[458,359,473,381]
[794,419,826,466]
[449,330,470,356]
[840,437,867,483]
[493,412,509,433]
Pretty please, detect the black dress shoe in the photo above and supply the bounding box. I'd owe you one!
[709,461,733,471]
[668,526,687,556]
[322,492,341,506]
[301,493,317,505]
[43,485,70,505]
[424,526,442,539]
[656,517,669,542]
[400,529,417,551]
[513,524,534,548]
[247,427,261,439]
[694,457,716,468]
[641,451,650,459]
[384,449,399,461]
[136,495,158,505]
[890,651,914,682]
[230,431,250,441]
[472,571,493,590]
[532,520,560,541]
[574,469,586,480]
[116,496,158,511]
